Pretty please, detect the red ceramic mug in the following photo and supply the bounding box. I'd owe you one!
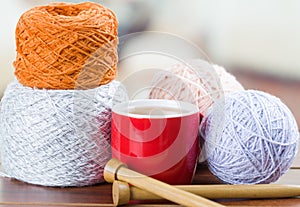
[111,99,200,184]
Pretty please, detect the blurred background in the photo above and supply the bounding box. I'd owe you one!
[1,0,300,122]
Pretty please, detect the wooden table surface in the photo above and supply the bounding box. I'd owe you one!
[0,164,300,207]
[1,71,300,206]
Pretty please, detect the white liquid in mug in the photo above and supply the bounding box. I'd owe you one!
[129,106,188,116]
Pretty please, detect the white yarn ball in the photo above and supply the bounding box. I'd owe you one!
[200,90,299,184]
[149,59,244,115]
[0,80,128,186]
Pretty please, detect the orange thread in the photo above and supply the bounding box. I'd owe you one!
[14,2,118,89]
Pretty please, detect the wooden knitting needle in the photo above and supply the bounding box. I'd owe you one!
[113,180,300,206]
[104,158,225,207]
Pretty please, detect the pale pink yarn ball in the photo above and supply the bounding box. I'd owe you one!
[149,59,244,115]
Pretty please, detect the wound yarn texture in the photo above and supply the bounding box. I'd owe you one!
[14,2,118,89]
[200,90,299,184]
[149,59,244,115]
[0,80,128,186]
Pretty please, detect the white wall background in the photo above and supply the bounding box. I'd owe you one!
[148,0,300,78]
[1,0,300,96]
[0,1,52,96]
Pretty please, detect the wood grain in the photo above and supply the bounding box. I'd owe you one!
[0,71,299,206]
[0,178,113,205]
[0,165,300,206]
[104,158,225,207]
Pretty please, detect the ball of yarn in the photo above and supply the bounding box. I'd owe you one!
[14,2,118,89]
[200,90,299,184]
[0,80,128,186]
[149,59,244,115]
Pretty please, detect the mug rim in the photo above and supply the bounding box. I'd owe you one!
[112,99,199,118]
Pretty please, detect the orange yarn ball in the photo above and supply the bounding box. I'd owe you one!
[14,2,118,89]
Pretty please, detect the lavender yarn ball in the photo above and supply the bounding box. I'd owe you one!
[200,90,299,184]
[0,80,128,186]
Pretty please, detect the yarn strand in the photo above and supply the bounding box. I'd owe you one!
[201,90,299,184]
[14,2,118,89]
[0,80,128,186]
